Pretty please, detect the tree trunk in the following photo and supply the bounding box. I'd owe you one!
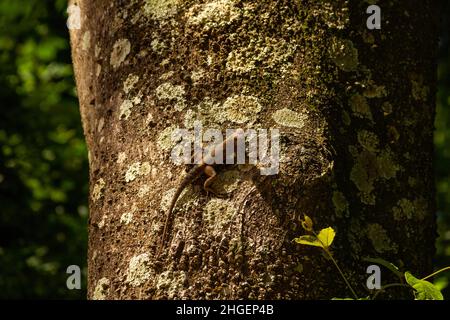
[70,0,440,299]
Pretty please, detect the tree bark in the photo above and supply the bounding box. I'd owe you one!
[70,0,440,299]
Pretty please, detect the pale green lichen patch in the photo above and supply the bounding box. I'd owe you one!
[376,149,400,179]
[110,38,131,69]
[97,117,105,133]
[191,68,205,85]
[320,2,349,30]
[96,64,101,77]
[350,148,399,205]
[94,44,101,58]
[198,98,226,124]
[91,178,106,201]
[143,0,181,20]
[126,253,154,287]
[393,197,428,221]
[159,71,175,81]
[393,198,414,220]
[224,95,262,124]
[183,109,198,128]
[98,214,108,229]
[363,82,387,98]
[150,36,166,55]
[203,198,237,236]
[137,185,150,198]
[350,152,376,204]
[156,82,185,100]
[381,102,393,116]
[117,152,127,164]
[332,191,349,218]
[118,94,142,121]
[183,98,225,128]
[357,130,379,152]
[140,162,151,175]
[349,94,372,120]
[125,162,141,182]
[156,271,187,298]
[411,78,429,101]
[226,37,297,75]
[120,211,134,225]
[186,0,241,31]
[155,82,186,111]
[81,31,91,51]
[329,38,359,72]
[387,126,400,143]
[123,74,139,94]
[92,277,110,300]
[157,126,178,152]
[125,162,151,183]
[367,223,398,254]
[272,108,307,129]
[119,99,134,120]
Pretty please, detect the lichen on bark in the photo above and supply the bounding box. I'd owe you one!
[69,0,439,300]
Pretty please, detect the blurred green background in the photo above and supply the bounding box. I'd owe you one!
[0,0,88,299]
[0,0,449,299]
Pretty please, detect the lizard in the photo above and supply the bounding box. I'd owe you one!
[157,128,245,257]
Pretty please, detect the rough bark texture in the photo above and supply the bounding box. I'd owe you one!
[70,0,439,299]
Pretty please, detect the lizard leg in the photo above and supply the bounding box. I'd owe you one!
[203,165,222,197]
[203,165,217,195]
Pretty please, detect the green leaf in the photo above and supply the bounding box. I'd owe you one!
[316,227,335,248]
[294,235,322,247]
[294,227,336,249]
[362,257,403,279]
[405,272,444,300]
[301,215,314,232]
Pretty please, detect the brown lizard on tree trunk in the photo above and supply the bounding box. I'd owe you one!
[157,129,245,257]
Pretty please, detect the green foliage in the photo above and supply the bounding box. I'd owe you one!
[294,227,335,249]
[434,0,450,299]
[296,216,358,299]
[362,257,403,280]
[295,219,448,300]
[0,0,87,298]
[405,272,444,300]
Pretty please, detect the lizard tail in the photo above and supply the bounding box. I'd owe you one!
[157,186,183,257]
[157,165,204,258]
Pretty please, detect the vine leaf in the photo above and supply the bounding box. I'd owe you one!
[404,272,444,300]
[294,235,321,247]
[301,215,314,232]
[362,257,403,280]
[294,227,335,249]
[316,227,335,248]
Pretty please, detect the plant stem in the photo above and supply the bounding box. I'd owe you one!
[313,231,359,300]
[372,283,413,300]
[421,266,450,281]
[324,247,359,300]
